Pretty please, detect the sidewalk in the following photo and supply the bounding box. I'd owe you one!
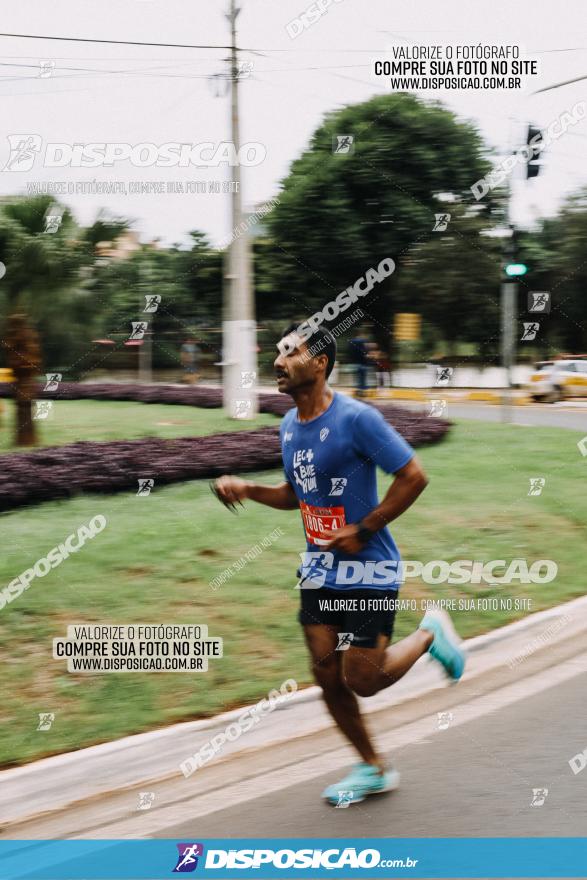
[2,595,586,828]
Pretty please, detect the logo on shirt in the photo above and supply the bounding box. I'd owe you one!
[293,448,317,493]
[283,431,293,442]
[320,427,329,442]
[328,477,347,496]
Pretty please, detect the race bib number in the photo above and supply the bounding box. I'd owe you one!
[299,501,346,546]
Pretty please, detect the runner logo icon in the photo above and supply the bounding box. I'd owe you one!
[336,632,354,651]
[298,550,334,587]
[173,843,204,872]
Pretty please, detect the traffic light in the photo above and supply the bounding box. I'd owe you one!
[526,125,543,179]
[505,263,528,277]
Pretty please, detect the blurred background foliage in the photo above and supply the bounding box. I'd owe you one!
[0,93,585,379]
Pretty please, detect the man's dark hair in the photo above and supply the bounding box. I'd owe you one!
[281,322,337,378]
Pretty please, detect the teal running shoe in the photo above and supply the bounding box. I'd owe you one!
[420,608,466,680]
[322,762,400,806]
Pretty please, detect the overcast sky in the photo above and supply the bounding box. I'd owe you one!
[1,0,586,246]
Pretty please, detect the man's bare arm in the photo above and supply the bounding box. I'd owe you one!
[361,457,428,532]
[213,475,299,511]
[325,457,428,554]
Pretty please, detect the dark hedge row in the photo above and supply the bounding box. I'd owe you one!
[0,381,293,417]
[0,384,450,511]
[0,428,283,512]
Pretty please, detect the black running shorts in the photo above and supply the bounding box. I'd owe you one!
[298,587,398,649]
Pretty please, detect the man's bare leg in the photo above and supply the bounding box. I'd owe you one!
[379,628,434,685]
[343,629,433,701]
[303,624,380,765]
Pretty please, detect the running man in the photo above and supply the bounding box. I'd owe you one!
[213,324,465,805]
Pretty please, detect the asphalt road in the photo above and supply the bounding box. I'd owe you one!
[385,400,587,432]
[253,383,587,432]
[156,663,587,839]
[445,402,587,432]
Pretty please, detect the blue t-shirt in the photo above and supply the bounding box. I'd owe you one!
[280,392,414,591]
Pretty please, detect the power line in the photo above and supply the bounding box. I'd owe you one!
[0,32,387,52]
[0,70,220,83]
[0,53,228,61]
[246,63,370,72]
[0,60,373,80]
[532,72,587,95]
[530,47,587,54]
[0,32,234,50]
[0,59,215,73]
[2,31,587,57]
[0,61,215,83]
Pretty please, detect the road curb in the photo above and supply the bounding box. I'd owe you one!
[368,388,532,405]
[2,595,587,826]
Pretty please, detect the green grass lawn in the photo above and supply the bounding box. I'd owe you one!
[0,406,585,767]
[0,398,278,449]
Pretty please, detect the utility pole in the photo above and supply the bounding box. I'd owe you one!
[498,74,585,422]
[501,232,517,424]
[222,0,258,419]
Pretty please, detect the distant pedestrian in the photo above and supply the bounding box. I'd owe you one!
[180,337,199,384]
[373,349,391,388]
[349,332,371,397]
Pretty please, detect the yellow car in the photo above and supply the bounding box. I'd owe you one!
[528,359,587,402]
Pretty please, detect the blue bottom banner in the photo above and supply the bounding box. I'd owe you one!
[0,838,586,879]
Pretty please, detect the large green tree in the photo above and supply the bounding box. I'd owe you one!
[0,195,84,314]
[87,231,223,370]
[0,198,133,372]
[0,197,134,442]
[391,205,503,359]
[0,196,89,443]
[257,92,498,349]
[519,189,587,355]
